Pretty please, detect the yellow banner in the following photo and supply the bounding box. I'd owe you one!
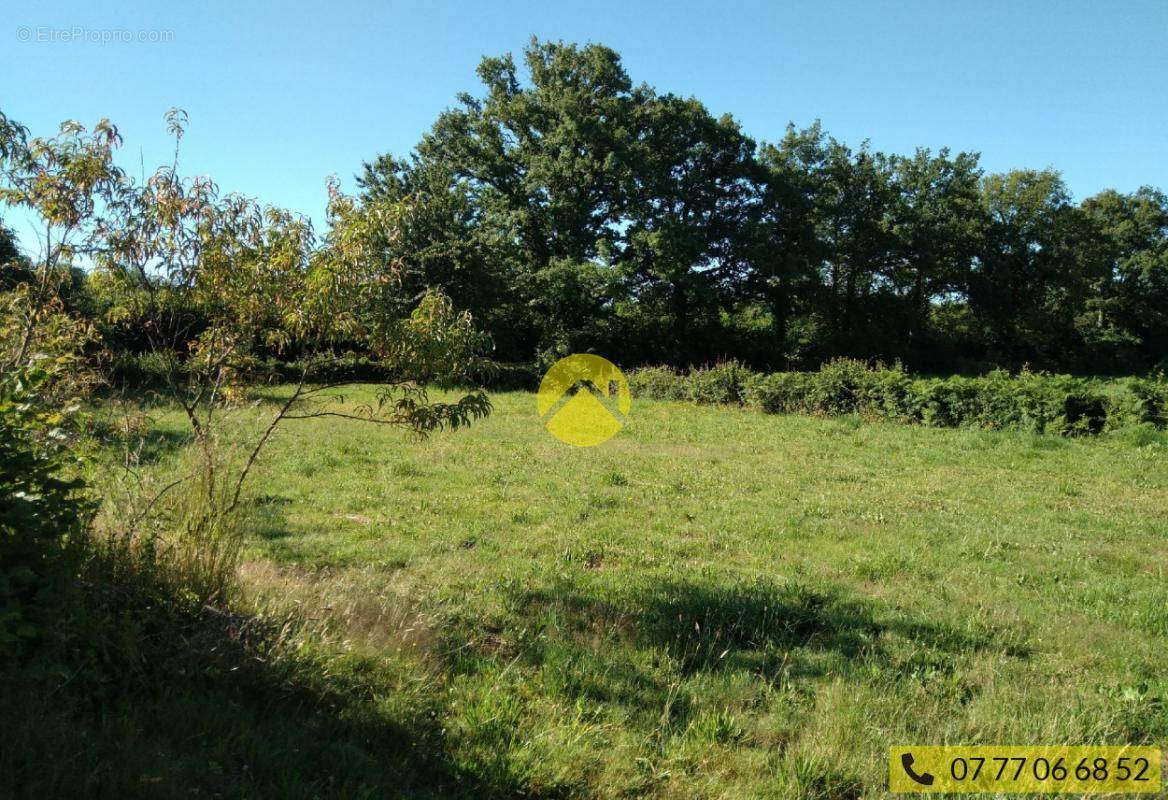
[889,746,1161,794]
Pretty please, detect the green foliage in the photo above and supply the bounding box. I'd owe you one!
[0,112,499,790]
[742,371,816,414]
[1128,374,1168,426]
[1080,188,1168,368]
[642,358,1156,436]
[482,362,540,391]
[684,361,757,405]
[5,70,1168,797]
[800,358,875,415]
[346,43,1168,373]
[0,289,96,654]
[0,369,94,653]
[10,47,1168,377]
[628,365,688,401]
[631,361,758,405]
[105,350,175,388]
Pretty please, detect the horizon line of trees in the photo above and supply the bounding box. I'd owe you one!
[355,38,1168,375]
[2,38,1166,378]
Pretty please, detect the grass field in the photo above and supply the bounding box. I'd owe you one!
[53,387,1168,797]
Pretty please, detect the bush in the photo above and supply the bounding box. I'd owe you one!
[862,365,920,422]
[743,372,815,414]
[0,368,95,655]
[628,366,688,401]
[686,361,756,405]
[1129,375,1168,427]
[486,362,540,391]
[804,358,874,415]
[1040,375,1110,435]
[1,287,98,656]
[638,358,1161,437]
[106,350,176,388]
[916,376,981,428]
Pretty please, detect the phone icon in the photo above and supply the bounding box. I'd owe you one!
[901,753,935,786]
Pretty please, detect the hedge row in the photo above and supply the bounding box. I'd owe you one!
[103,351,1168,435]
[105,352,540,391]
[628,359,1168,436]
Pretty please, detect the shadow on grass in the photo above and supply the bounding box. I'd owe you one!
[413,575,1029,800]
[250,493,296,541]
[1,574,553,800]
[88,417,193,466]
[136,428,193,465]
[449,575,1033,736]
[6,559,1029,797]
[512,577,1022,677]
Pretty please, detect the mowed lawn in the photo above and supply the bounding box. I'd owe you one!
[130,387,1168,798]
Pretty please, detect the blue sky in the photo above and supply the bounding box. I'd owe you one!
[3,0,1166,242]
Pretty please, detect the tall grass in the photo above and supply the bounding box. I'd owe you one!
[91,419,252,604]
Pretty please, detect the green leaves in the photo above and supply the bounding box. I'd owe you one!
[347,41,1168,372]
[0,361,95,656]
[0,116,124,231]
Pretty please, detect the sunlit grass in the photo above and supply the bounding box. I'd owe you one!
[89,386,1168,797]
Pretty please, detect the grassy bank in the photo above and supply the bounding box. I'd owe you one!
[13,387,1168,798]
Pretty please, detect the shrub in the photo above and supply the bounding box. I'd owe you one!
[1060,388,1110,435]
[1008,372,1067,433]
[969,370,1027,430]
[968,372,1109,435]
[106,350,176,388]
[628,366,688,401]
[0,367,95,655]
[863,365,920,422]
[487,362,540,391]
[1130,375,1168,427]
[743,372,815,414]
[1042,375,1110,435]
[644,359,1158,437]
[685,361,756,405]
[916,376,981,428]
[805,358,878,415]
[1,286,97,655]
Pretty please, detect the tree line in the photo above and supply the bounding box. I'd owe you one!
[356,39,1168,374]
[2,39,1166,377]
